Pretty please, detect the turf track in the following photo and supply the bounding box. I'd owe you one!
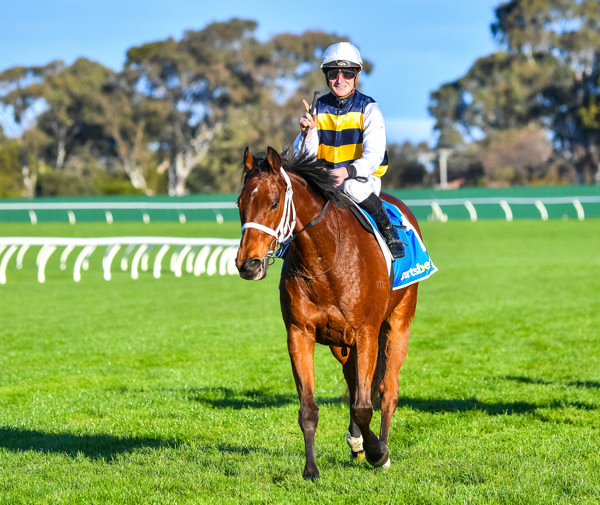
[0,219,599,504]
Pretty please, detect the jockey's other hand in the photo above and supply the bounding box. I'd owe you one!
[330,166,349,187]
[300,99,316,138]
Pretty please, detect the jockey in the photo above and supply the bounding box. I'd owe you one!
[293,42,405,259]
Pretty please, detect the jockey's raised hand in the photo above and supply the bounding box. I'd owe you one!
[299,99,316,139]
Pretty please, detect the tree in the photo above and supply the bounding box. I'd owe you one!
[0,59,115,171]
[429,0,600,184]
[476,125,553,184]
[0,19,365,195]
[493,0,600,182]
[124,19,351,194]
[99,71,167,193]
[384,141,430,188]
[0,58,169,194]
[0,139,24,197]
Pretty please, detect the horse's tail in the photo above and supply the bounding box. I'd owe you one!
[341,323,388,409]
[369,322,391,409]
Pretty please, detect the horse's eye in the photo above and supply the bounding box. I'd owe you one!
[270,199,280,210]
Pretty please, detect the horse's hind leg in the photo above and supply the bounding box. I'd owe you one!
[352,331,390,467]
[379,288,417,449]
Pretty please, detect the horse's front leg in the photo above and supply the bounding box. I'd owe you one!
[288,327,319,481]
[353,331,390,468]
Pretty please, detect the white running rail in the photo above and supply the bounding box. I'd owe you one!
[0,237,240,284]
[408,196,600,222]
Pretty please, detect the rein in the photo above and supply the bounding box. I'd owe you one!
[277,200,331,258]
[241,167,334,265]
[292,204,342,279]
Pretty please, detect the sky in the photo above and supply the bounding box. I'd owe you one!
[0,0,502,145]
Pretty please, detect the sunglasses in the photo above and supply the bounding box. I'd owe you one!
[325,68,359,80]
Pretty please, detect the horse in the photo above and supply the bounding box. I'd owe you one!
[236,146,420,481]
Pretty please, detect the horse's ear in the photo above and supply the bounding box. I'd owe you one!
[243,147,254,172]
[266,146,281,172]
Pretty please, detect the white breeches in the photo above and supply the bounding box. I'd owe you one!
[340,175,381,203]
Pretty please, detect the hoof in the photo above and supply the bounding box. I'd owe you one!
[350,449,366,461]
[382,457,391,469]
[366,445,390,468]
[302,468,320,481]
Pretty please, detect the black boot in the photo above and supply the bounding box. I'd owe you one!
[359,194,406,259]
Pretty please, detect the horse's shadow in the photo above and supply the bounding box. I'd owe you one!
[190,385,597,415]
[504,375,600,390]
[396,396,577,415]
[0,427,174,461]
[187,386,343,410]
[396,375,599,415]
[396,397,538,415]
[4,379,594,461]
[0,426,278,463]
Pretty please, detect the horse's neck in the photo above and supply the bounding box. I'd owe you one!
[290,181,340,263]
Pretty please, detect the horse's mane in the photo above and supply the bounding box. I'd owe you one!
[244,148,353,210]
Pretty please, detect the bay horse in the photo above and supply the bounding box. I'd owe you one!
[236,147,420,481]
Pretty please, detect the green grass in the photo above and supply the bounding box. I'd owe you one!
[1,219,599,504]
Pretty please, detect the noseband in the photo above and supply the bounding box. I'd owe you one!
[241,167,330,262]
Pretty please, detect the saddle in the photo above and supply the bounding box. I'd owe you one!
[350,201,437,291]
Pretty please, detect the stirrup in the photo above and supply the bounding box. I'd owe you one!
[383,229,406,259]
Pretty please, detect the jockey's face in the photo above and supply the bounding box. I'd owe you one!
[326,68,359,99]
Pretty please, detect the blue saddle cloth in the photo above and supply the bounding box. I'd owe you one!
[363,201,438,290]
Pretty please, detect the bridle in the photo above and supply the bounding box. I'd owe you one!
[241,167,296,263]
[241,166,332,265]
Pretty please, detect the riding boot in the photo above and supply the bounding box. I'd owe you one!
[359,194,406,259]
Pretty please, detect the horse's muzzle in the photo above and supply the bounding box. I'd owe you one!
[237,257,269,281]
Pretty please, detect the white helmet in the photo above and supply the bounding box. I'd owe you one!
[320,42,363,70]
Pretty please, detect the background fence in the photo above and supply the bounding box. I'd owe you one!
[391,185,600,222]
[1,185,599,224]
[2,185,598,284]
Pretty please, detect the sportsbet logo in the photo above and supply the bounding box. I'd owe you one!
[400,261,431,281]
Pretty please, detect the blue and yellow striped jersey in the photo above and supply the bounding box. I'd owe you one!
[316,91,388,177]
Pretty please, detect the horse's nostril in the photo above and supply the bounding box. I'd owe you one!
[243,258,262,272]
[237,257,267,280]
[246,259,261,271]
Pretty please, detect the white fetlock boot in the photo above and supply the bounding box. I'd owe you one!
[346,432,366,461]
